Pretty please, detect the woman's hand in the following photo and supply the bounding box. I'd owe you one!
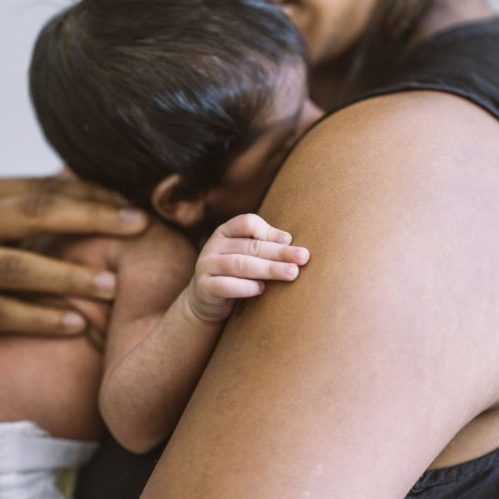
[0,176,148,335]
[186,214,310,323]
[0,176,147,239]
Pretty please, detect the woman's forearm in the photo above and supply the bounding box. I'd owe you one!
[99,288,222,454]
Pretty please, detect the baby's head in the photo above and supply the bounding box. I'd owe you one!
[30,0,323,229]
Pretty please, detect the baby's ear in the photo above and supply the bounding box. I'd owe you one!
[152,175,206,228]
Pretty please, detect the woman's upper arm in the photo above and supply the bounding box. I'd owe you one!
[142,92,499,498]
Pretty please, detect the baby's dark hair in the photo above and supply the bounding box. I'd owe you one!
[30,0,306,210]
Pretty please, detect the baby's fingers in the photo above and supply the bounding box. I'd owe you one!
[206,276,265,299]
[219,214,292,244]
[221,238,310,265]
[209,254,300,281]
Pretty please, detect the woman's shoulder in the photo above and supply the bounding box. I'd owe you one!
[258,88,499,354]
[263,89,499,263]
[304,90,499,170]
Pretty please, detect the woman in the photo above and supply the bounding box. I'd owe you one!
[139,0,499,498]
[6,0,496,497]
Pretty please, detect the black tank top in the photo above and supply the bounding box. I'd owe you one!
[334,18,499,120]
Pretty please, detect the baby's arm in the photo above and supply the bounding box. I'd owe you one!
[100,214,310,454]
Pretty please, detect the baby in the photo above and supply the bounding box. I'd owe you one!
[1,1,323,496]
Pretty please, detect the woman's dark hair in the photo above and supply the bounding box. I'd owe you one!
[30,0,305,210]
[346,0,436,93]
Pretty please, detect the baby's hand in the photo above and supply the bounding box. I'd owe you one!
[186,214,310,323]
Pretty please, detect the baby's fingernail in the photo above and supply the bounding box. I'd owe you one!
[287,265,299,279]
[296,248,310,264]
[94,272,117,292]
[63,312,86,332]
[279,232,293,245]
[119,209,148,227]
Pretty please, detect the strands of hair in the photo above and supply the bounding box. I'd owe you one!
[31,0,435,210]
[345,0,435,93]
[30,0,305,210]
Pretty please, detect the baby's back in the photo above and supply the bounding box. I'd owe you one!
[0,220,195,441]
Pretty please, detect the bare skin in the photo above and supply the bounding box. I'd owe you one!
[0,176,149,335]
[0,211,306,453]
[0,220,195,441]
[284,0,499,473]
[245,0,499,473]
[141,91,499,497]
[2,0,493,488]
[100,214,310,454]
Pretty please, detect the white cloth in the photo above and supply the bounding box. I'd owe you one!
[0,421,98,499]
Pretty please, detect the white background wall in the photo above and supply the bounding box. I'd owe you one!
[0,0,68,178]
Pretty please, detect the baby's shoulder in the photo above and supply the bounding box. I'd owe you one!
[109,218,197,316]
[45,218,196,275]
[116,218,197,272]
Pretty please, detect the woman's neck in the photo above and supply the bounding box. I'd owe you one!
[310,0,497,111]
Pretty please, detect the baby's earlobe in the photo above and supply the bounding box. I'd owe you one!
[152,175,205,228]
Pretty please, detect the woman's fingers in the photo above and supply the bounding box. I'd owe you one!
[218,214,293,244]
[0,295,86,335]
[0,247,117,300]
[0,194,148,240]
[0,176,125,205]
[220,238,310,265]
